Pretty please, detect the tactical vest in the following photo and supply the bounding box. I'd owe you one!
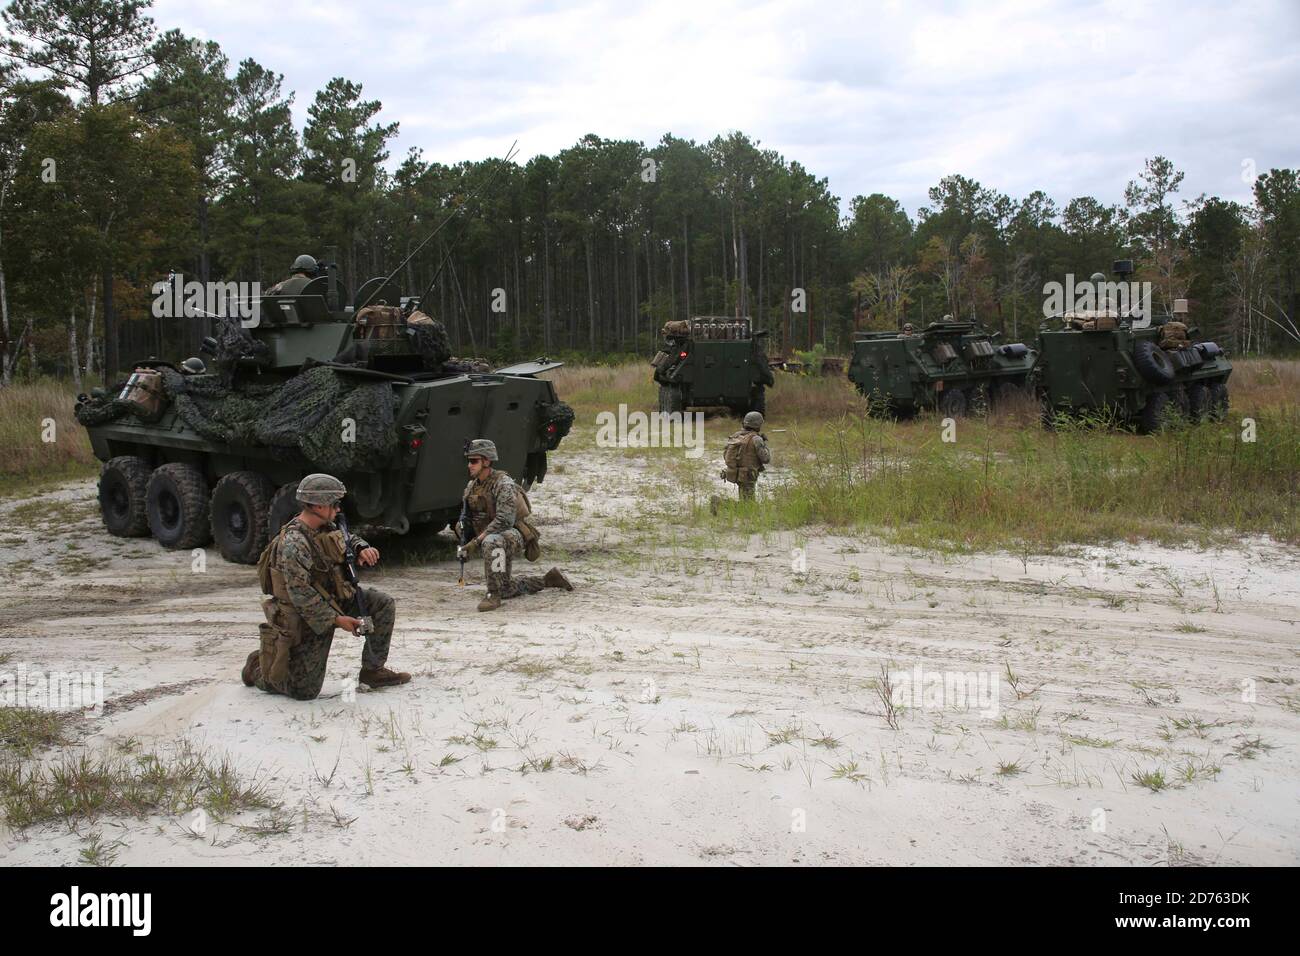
[257,516,355,610]
[723,431,763,484]
[252,517,354,690]
[464,470,540,552]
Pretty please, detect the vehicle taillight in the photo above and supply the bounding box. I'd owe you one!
[409,437,423,449]
[545,423,557,436]
[679,351,688,359]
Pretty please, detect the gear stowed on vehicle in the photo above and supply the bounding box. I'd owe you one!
[652,316,774,417]
[1033,260,1233,433]
[77,251,575,564]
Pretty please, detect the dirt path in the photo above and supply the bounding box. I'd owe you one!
[1,446,1297,866]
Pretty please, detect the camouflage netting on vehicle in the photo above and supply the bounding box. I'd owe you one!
[76,365,399,473]
[408,320,452,372]
[74,396,137,427]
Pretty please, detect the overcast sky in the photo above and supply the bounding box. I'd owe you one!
[153,0,1299,219]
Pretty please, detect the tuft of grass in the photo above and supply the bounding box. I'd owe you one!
[0,707,73,758]
[995,759,1024,776]
[0,740,278,831]
[828,760,869,784]
[1231,736,1275,760]
[1132,768,1169,793]
[77,830,127,866]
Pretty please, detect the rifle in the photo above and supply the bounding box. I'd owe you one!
[335,512,373,637]
[456,497,473,586]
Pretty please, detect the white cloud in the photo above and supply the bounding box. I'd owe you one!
[150,0,1300,216]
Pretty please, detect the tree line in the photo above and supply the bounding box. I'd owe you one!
[2,0,1298,391]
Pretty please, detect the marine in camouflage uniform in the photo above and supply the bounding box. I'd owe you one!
[724,411,772,501]
[265,254,318,297]
[459,439,573,612]
[242,474,409,700]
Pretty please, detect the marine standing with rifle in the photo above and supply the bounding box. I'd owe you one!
[242,474,410,699]
[459,439,573,612]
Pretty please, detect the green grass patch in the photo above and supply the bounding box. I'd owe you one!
[0,707,73,758]
[0,739,278,830]
[0,379,98,489]
[698,406,1300,550]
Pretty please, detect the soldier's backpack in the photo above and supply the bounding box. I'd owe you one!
[723,431,762,484]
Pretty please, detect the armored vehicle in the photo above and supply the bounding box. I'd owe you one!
[1035,262,1232,433]
[847,319,1037,417]
[652,316,775,416]
[76,263,573,564]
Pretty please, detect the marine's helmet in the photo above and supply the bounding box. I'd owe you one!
[464,438,499,462]
[902,323,914,334]
[291,254,319,275]
[296,473,346,505]
[743,411,764,430]
[180,357,206,374]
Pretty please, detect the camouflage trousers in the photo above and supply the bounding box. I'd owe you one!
[257,587,396,701]
[482,529,547,599]
[737,481,757,501]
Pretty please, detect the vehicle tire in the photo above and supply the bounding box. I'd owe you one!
[658,384,684,414]
[146,462,211,549]
[267,481,302,540]
[1208,382,1230,422]
[1138,391,1172,434]
[210,471,275,564]
[1133,340,1175,385]
[1185,383,1208,422]
[938,387,967,417]
[98,456,151,537]
[749,386,766,417]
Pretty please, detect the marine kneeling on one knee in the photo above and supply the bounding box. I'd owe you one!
[457,438,573,612]
[241,473,410,699]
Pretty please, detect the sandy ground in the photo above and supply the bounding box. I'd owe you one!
[1,439,1298,867]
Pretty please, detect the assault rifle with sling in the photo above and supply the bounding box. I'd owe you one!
[335,513,373,637]
[456,498,473,586]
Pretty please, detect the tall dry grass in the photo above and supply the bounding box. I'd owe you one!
[0,379,98,491]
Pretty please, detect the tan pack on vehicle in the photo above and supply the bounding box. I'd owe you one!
[118,368,166,419]
[722,431,762,484]
[1159,320,1190,349]
[354,304,405,340]
[662,320,691,338]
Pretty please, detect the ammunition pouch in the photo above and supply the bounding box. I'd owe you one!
[260,596,305,692]
[650,350,669,368]
[518,516,541,561]
[722,466,757,484]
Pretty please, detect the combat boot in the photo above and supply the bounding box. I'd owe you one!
[241,650,261,687]
[358,666,411,688]
[478,592,503,612]
[543,568,573,591]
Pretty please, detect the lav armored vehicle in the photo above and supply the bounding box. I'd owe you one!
[1035,261,1232,433]
[652,316,774,415]
[847,319,1037,417]
[76,262,573,564]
